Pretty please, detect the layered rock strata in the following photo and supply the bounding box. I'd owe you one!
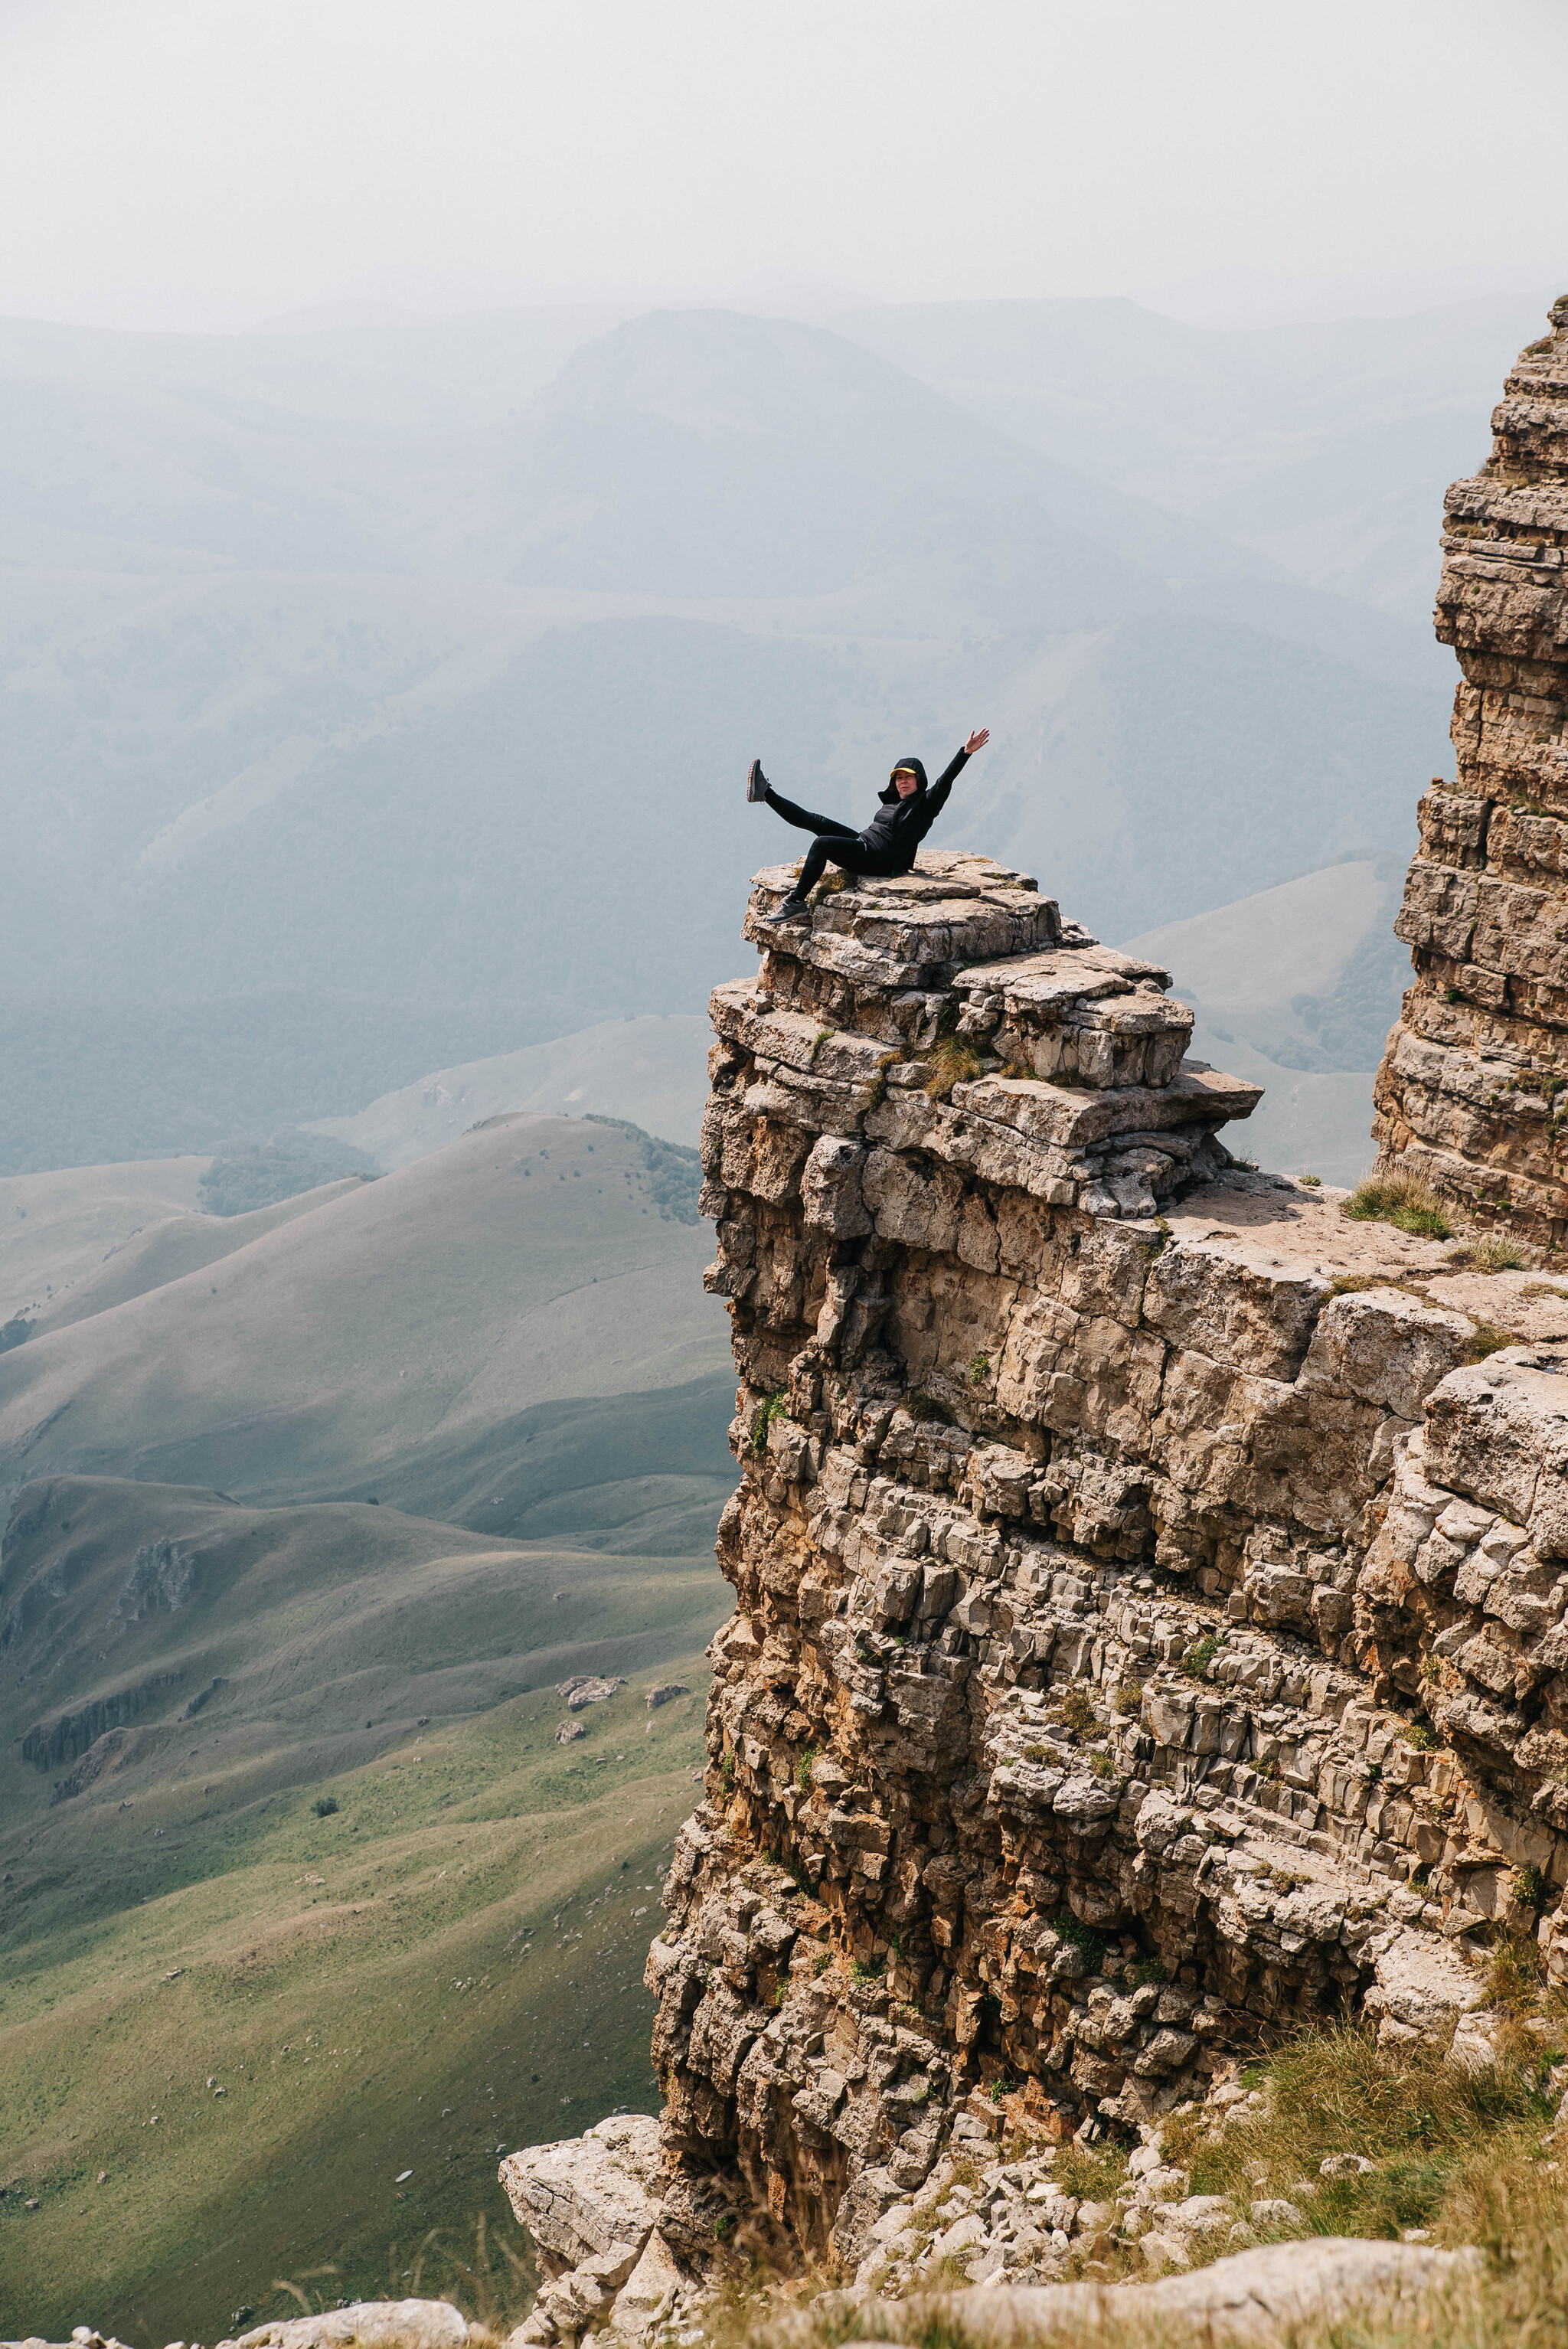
[501,854,1568,2336]
[645,859,1568,2271]
[1374,294,1568,1243]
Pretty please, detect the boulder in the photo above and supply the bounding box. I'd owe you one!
[498,2115,662,2278]
[228,2308,469,2349]
[933,2237,1468,2340]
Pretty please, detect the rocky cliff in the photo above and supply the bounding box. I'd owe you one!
[1374,294,1568,1243]
[503,846,1568,2337]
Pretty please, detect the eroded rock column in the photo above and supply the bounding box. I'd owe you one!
[1374,295,1568,1243]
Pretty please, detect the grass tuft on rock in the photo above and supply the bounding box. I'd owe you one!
[1463,1321,1514,1364]
[1448,1233,1530,1273]
[1342,1170,1452,1239]
[923,1038,983,1101]
[1176,2021,1563,2246]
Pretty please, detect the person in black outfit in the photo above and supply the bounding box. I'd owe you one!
[747,729,990,919]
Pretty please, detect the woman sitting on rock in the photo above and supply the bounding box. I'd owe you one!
[747,730,989,920]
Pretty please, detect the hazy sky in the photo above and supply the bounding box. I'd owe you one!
[2,0,1565,334]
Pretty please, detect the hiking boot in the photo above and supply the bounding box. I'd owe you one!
[746,758,769,803]
[770,894,811,922]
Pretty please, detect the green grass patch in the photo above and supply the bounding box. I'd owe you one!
[0,1480,726,2343]
[1448,1234,1530,1273]
[923,1038,983,1102]
[1054,1913,1107,1975]
[1342,1170,1452,1239]
[753,1391,789,1450]
[1178,2019,1566,2254]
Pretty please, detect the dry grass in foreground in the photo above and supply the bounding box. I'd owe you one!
[707,2004,1568,2349]
[1446,1233,1531,1273]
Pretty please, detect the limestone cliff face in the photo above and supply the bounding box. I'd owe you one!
[635,851,1568,2276]
[1374,294,1568,1242]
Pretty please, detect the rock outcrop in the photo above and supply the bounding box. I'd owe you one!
[501,847,1568,2337]
[1374,294,1568,1243]
[662,858,1567,2251]
[500,2115,697,2343]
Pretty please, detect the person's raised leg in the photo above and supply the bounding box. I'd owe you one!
[746,762,856,838]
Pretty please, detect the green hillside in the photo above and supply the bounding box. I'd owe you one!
[0,1473,724,2341]
[0,1111,733,1550]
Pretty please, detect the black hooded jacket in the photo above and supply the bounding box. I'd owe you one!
[857,747,970,867]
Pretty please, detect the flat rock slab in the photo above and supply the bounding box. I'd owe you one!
[1164,1177,1456,1282]
[228,2303,470,2349]
[958,943,1175,1005]
[953,1066,1262,1147]
[556,1674,625,1709]
[499,2112,663,2269]
[930,2238,1465,2343]
[4,2315,475,2349]
[1427,1266,1568,1344]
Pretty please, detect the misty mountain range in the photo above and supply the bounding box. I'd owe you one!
[2,285,1551,1173]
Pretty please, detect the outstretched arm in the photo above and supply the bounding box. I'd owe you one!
[927,727,990,815]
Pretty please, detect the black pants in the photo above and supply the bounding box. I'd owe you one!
[765,787,903,897]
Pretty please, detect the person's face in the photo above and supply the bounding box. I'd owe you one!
[893,770,919,799]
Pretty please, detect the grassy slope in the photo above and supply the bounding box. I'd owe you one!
[0,1156,211,1326]
[0,1473,726,2341]
[0,1112,733,1545]
[29,1179,364,1337]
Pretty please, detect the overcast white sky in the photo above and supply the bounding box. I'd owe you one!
[2,0,1565,335]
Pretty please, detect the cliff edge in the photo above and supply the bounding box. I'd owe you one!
[503,848,1568,2336]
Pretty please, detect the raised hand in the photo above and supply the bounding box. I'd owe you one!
[965,728,990,756]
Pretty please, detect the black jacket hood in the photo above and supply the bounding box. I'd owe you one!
[877,755,929,805]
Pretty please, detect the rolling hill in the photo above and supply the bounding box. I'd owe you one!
[0,1471,724,2340]
[832,286,1558,616]
[0,1106,739,2334]
[0,1154,211,1328]
[965,613,1440,941]
[19,1177,364,1337]
[0,1112,733,1552]
[305,1014,711,1168]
